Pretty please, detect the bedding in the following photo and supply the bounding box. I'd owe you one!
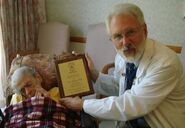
[3,96,80,128]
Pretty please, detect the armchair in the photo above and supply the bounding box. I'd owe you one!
[38,22,70,55]
[85,23,116,71]
[6,53,59,105]
[6,21,70,105]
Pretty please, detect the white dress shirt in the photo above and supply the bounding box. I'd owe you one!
[83,39,185,128]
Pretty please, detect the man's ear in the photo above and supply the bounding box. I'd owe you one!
[143,23,148,37]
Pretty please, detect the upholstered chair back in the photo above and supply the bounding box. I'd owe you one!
[6,54,58,99]
[85,23,116,71]
[38,22,70,55]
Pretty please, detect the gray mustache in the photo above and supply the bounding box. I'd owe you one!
[123,44,133,51]
[123,46,128,51]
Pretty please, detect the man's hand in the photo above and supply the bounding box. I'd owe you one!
[85,53,99,82]
[59,96,83,111]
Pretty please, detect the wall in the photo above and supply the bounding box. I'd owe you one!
[46,0,185,68]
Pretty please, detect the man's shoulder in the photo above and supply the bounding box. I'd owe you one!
[144,39,183,72]
[152,39,180,64]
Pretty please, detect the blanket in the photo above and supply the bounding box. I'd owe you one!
[3,96,80,128]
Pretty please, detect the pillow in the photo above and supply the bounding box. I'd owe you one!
[6,54,58,97]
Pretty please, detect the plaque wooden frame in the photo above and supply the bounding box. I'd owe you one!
[55,54,94,98]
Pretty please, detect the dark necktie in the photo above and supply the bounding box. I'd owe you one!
[124,63,151,127]
[125,63,137,90]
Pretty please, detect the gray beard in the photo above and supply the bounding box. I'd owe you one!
[115,40,146,63]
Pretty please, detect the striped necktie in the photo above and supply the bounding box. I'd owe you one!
[125,63,137,90]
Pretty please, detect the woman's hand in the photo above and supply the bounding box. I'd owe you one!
[35,87,50,97]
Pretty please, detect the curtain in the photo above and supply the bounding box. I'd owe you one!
[0,24,6,107]
[0,0,46,105]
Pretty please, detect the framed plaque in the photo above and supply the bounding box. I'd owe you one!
[55,54,94,98]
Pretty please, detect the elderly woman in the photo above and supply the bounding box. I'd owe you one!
[6,66,97,128]
[10,66,60,104]
[4,66,81,128]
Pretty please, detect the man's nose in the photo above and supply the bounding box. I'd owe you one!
[120,36,130,46]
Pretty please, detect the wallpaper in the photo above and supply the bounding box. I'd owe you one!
[46,0,185,67]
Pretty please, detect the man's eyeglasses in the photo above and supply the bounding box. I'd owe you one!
[110,26,142,44]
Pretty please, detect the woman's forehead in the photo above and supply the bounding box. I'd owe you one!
[16,76,34,87]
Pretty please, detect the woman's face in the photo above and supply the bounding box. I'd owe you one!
[16,75,41,98]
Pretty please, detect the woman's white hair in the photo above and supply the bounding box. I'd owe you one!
[11,66,36,94]
[105,3,145,34]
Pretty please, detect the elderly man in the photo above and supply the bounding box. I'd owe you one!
[60,3,185,128]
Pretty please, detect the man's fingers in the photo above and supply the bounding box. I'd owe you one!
[59,98,72,108]
[59,98,71,104]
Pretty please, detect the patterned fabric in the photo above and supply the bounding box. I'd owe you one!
[6,54,58,98]
[4,96,80,128]
[0,0,46,64]
[0,0,46,99]
[125,63,137,90]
